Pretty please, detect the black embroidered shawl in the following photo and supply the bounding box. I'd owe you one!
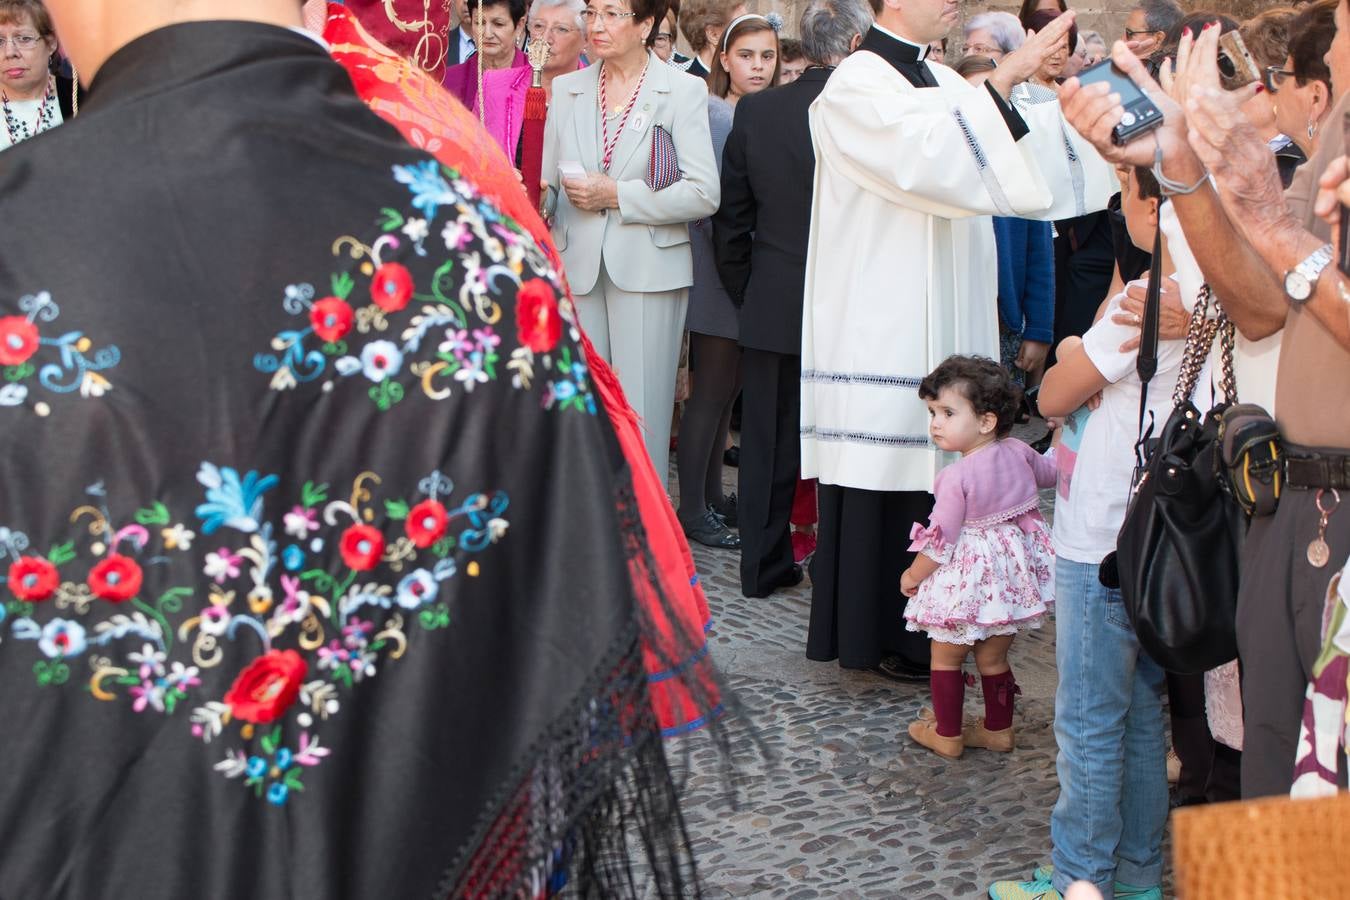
[0,22,702,899]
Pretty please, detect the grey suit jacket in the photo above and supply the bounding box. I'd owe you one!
[543,53,720,296]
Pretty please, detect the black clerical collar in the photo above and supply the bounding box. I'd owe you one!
[862,23,930,63]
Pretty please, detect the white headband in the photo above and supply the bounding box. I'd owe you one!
[720,12,781,51]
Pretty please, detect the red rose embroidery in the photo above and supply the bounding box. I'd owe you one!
[515,279,562,354]
[7,556,59,602]
[370,263,414,313]
[88,554,143,603]
[405,499,448,549]
[310,297,355,342]
[339,524,385,571]
[223,649,308,724]
[0,315,40,366]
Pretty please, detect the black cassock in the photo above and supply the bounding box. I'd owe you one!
[0,22,700,899]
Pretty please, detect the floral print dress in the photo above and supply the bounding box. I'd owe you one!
[905,439,1057,645]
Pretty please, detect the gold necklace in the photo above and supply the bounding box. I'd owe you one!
[597,62,645,117]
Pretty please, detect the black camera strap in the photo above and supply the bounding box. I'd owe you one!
[1132,221,1164,472]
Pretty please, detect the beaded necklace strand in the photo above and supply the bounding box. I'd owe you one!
[2,77,54,146]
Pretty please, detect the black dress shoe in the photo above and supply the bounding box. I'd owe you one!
[682,507,741,550]
[872,654,930,684]
[711,493,738,528]
[743,564,804,598]
[723,445,740,468]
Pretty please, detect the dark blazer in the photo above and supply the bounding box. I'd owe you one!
[712,66,830,355]
[443,25,473,67]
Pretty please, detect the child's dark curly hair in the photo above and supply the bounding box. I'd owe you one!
[917,355,1023,439]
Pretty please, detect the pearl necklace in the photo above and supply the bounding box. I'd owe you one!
[2,78,55,146]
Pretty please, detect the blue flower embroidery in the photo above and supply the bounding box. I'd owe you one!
[392,160,458,222]
[195,463,279,535]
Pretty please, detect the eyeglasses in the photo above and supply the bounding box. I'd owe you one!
[1123,28,1157,39]
[529,21,580,38]
[1263,64,1293,94]
[964,43,1002,57]
[653,32,673,47]
[581,9,636,27]
[0,34,42,51]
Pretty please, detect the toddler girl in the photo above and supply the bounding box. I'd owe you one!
[901,355,1056,759]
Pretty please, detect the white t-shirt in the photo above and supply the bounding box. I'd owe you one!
[1052,280,1187,564]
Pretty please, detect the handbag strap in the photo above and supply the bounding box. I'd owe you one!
[1171,286,1238,406]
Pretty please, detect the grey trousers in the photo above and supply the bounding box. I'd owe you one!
[574,264,688,489]
[1237,486,1350,797]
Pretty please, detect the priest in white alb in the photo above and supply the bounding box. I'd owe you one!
[801,0,1113,681]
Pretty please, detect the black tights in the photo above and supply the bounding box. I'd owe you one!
[677,333,740,523]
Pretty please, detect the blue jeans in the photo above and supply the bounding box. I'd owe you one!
[1050,558,1168,898]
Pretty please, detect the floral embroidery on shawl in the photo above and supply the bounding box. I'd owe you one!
[0,291,121,410]
[0,464,509,805]
[254,162,595,414]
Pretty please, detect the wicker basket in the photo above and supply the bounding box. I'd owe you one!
[1172,791,1350,899]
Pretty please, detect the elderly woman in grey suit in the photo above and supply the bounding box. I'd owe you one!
[543,0,719,487]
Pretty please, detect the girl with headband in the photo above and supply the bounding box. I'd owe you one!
[676,10,780,549]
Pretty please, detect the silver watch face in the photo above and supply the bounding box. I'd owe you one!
[1286,269,1312,302]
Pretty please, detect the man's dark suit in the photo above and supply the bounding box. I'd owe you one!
[713,67,830,597]
[444,25,474,66]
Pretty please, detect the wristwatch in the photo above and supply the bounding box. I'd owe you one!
[1284,243,1335,305]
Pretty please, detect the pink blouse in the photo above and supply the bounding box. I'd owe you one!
[909,439,1057,557]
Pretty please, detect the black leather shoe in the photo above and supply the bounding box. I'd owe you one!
[723,445,740,468]
[743,564,804,598]
[682,507,741,550]
[711,494,738,528]
[872,654,930,684]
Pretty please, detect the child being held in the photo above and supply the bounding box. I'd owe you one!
[901,356,1056,760]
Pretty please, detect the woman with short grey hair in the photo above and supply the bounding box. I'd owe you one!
[798,0,872,65]
[962,11,1023,61]
[529,0,586,30]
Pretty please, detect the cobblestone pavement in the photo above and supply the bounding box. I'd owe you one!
[671,541,1061,899]
[661,430,1114,899]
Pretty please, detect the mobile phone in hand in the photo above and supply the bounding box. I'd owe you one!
[1077,60,1164,145]
[1216,31,1261,89]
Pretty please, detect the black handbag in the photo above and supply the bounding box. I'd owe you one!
[1109,233,1246,674]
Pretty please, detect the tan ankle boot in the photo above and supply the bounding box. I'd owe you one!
[963,717,1014,752]
[908,716,964,759]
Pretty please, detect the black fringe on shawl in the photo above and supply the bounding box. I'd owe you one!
[436,472,754,898]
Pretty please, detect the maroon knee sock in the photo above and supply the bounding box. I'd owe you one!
[981,669,1019,731]
[930,669,965,738]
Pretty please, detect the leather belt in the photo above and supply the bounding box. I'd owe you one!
[1285,448,1350,490]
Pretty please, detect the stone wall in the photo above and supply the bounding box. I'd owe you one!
[737,0,1265,53]
[740,0,1139,51]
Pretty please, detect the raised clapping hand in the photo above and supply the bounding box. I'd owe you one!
[562,172,619,213]
[989,10,1077,98]
[1171,26,1283,247]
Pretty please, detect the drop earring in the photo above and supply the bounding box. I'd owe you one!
[1309,120,1318,139]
